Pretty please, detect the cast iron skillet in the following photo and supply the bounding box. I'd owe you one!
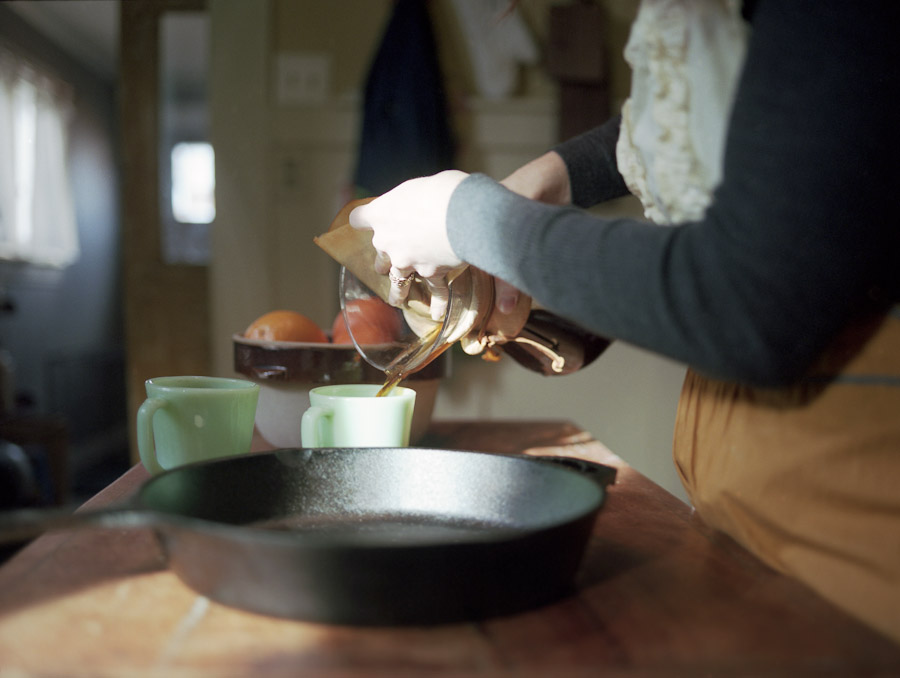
[0,447,615,625]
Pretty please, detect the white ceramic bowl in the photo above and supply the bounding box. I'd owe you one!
[232,334,449,446]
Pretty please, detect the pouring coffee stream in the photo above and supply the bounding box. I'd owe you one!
[315,198,612,389]
[375,324,444,397]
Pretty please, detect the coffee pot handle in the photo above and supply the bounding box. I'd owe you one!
[498,310,612,376]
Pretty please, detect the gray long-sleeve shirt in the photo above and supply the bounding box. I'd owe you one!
[446,0,898,387]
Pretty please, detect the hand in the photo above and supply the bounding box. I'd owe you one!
[350,170,468,317]
[500,150,571,205]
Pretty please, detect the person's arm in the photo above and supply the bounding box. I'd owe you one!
[491,116,629,310]
[551,115,629,208]
[351,116,630,315]
[499,150,572,205]
[497,116,628,208]
[448,0,896,387]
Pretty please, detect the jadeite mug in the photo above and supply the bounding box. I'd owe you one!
[300,384,416,448]
[137,376,260,474]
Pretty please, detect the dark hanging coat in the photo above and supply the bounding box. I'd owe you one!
[353,0,456,196]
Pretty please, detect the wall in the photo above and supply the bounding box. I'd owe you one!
[0,6,125,478]
[119,1,212,467]
[210,0,688,501]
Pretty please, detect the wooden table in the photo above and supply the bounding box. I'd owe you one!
[0,420,897,677]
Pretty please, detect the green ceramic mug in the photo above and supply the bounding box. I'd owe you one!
[300,384,416,448]
[137,376,260,474]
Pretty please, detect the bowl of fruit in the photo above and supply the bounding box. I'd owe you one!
[233,304,449,447]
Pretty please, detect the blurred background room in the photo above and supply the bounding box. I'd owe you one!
[0,0,688,510]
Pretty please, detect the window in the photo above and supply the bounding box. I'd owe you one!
[171,141,215,225]
[0,48,79,268]
[158,11,212,265]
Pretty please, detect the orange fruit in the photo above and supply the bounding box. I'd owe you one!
[244,310,328,343]
[331,298,401,345]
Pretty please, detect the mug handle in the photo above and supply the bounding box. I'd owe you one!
[137,397,167,475]
[301,406,331,447]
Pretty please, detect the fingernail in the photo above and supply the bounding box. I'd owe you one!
[431,299,448,321]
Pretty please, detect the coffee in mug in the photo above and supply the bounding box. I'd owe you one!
[300,384,415,448]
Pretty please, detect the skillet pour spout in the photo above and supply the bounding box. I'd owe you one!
[0,447,615,626]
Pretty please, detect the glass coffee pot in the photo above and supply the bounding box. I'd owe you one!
[317,198,611,384]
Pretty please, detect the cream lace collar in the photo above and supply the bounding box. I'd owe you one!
[616,0,749,225]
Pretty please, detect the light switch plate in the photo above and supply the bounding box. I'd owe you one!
[275,53,330,106]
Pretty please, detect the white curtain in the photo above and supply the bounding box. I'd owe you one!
[0,48,79,268]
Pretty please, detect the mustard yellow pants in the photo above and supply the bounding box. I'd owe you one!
[674,307,900,643]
